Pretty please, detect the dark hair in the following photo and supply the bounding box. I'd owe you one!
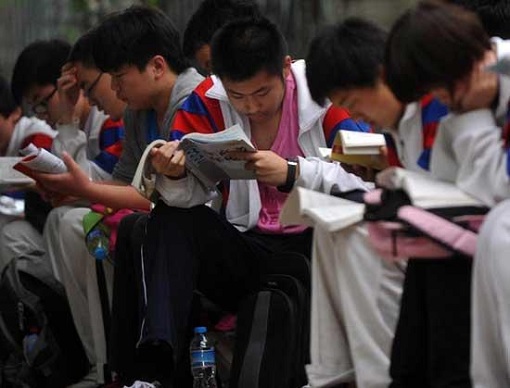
[68,29,97,68]
[0,75,18,117]
[449,0,510,39]
[11,39,71,103]
[306,17,387,106]
[385,0,491,103]
[210,16,288,81]
[92,5,188,74]
[183,0,261,59]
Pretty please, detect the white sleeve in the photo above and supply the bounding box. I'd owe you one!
[295,156,372,194]
[433,109,510,206]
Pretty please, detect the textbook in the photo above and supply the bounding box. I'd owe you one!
[178,124,257,187]
[330,130,386,169]
[12,143,67,180]
[0,157,34,192]
[280,186,365,232]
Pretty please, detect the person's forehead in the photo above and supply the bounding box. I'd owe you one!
[223,70,281,94]
[329,87,373,104]
[25,84,54,103]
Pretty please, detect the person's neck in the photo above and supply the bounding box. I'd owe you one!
[78,104,91,131]
[391,103,406,130]
[153,72,177,129]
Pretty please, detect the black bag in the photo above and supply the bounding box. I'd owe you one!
[229,252,310,388]
[0,252,90,387]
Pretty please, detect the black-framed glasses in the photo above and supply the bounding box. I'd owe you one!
[32,87,57,115]
[84,72,103,98]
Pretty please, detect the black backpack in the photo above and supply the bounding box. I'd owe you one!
[229,252,310,388]
[0,252,90,387]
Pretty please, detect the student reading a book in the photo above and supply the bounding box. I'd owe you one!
[139,16,370,383]
[0,75,56,269]
[29,7,203,386]
[304,17,450,387]
[1,39,122,270]
[4,36,126,386]
[384,1,510,386]
[182,0,261,75]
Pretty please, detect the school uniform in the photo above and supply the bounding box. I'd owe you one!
[308,96,448,388]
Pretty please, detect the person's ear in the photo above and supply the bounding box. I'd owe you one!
[150,55,168,79]
[9,107,22,124]
[282,55,292,78]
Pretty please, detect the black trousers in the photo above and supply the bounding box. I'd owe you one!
[110,203,312,384]
[390,257,473,388]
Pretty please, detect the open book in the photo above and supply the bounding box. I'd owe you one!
[13,143,67,180]
[280,186,365,232]
[132,124,257,197]
[0,157,35,192]
[178,124,256,187]
[330,130,386,169]
[376,167,485,208]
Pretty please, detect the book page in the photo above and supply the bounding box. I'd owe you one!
[280,186,365,232]
[377,168,484,208]
[13,144,67,179]
[339,130,385,155]
[179,124,257,187]
[0,157,34,192]
[330,130,387,169]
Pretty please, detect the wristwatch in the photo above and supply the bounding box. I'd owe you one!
[277,158,298,193]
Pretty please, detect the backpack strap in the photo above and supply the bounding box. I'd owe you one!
[237,291,271,388]
[397,205,478,257]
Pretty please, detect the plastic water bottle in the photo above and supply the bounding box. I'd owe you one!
[23,332,38,360]
[190,326,217,388]
[85,224,109,261]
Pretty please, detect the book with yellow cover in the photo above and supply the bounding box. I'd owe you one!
[330,130,386,169]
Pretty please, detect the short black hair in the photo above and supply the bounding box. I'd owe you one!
[449,0,510,39]
[385,0,490,103]
[306,17,387,106]
[68,29,97,68]
[183,0,261,59]
[11,39,71,104]
[92,5,188,74]
[211,16,287,81]
[0,75,18,118]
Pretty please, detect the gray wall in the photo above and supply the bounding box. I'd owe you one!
[0,0,418,80]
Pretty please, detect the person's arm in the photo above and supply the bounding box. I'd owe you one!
[87,117,125,181]
[31,152,151,210]
[152,81,226,207]
[432,111,510,206]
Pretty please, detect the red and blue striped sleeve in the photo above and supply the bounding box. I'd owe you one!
[418,95,449,170]
[171,78,225,141]
[92,118,124,175]
[322,106,370,147]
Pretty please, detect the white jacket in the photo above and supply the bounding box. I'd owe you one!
[430,37,510,206]
[156,60,370,231]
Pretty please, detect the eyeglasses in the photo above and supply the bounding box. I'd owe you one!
[84,72,103,98]
[32,87,57,115]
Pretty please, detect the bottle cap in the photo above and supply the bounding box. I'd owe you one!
[94,246,108,261]
[194,326,207,334]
